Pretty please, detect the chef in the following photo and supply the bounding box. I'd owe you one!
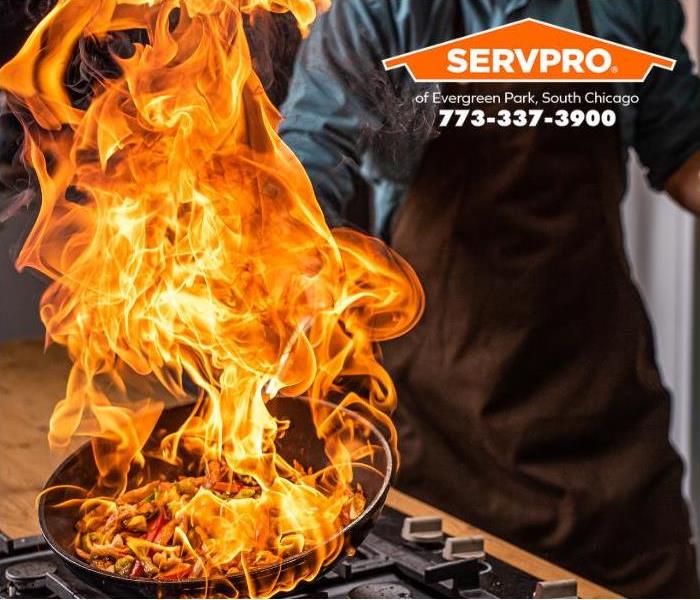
[280,0,700,597]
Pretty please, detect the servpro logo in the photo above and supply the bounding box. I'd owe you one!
[446,48,613,75]
[383,19,675,82]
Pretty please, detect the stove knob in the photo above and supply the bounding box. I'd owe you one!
[442,535,485,561]
[533,579,578,599]
[401,516,443,543]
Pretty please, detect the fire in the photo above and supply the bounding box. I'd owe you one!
[1,0,423,595]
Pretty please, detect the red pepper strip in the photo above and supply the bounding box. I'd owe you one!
[154,520,176,546]
[130,560,144,578]
[212,481,242,493]
[146,511,166,543]
[155,563,192,581]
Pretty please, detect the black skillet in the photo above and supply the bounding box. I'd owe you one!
[38,396,392,597]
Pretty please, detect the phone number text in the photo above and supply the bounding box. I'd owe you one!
[438,109,617,128]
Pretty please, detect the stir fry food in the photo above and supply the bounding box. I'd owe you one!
[74,461,366,581]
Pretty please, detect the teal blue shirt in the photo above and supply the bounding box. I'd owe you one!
[280,0,700,233]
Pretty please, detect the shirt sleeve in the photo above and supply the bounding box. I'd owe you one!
[634,0,700,190]
[279,1,394,227]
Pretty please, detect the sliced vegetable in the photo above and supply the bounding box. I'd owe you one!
[125,515,148,533]
[212,481,242,494]
[115,555,135,576]
[145,511,166,542]
[90,544,129,560]
[73,460,366,581]
[154,520,176,546]
[234,488,255,499]
[130,559,144,578]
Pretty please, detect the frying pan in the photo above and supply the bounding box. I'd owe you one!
[38,396,392,598]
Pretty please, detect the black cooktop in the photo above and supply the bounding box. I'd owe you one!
[0,507,577,598]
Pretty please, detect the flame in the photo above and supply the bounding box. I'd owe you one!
[1,0,423,595]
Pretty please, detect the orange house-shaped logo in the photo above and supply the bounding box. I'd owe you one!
[383,19,675,83]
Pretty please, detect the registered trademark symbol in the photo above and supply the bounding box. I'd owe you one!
[611,65,619,73]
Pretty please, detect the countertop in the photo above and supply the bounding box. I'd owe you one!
[0,339,619,598]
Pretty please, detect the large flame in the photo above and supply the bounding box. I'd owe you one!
[1,0,423,595]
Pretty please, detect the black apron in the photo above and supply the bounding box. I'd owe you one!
[383,1,700,596]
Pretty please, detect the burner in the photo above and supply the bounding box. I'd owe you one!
[348,583,413,598]
[5,561,57,596]
[6,560,57,584]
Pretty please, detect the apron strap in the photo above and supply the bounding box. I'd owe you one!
[453,1,597,38]
[576,0,596,36]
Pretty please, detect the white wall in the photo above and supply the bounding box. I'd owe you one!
[623,164,695,488]
[622,0,699,513]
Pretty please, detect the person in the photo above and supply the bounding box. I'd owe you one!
[279,0,700,597]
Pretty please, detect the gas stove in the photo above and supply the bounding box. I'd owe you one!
[0,508,578,599]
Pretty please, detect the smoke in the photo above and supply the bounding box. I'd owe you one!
[0,0,56,229]
[0,1,429,228]
[22,0,54,25]
[245,10,303,108]
[0,94,35,227]
[66,30,146,111]
[0,2,145,231]
[294,23,439,183]
[356,69,439,180]
[0,0,54,29]
[0,2,304,230]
